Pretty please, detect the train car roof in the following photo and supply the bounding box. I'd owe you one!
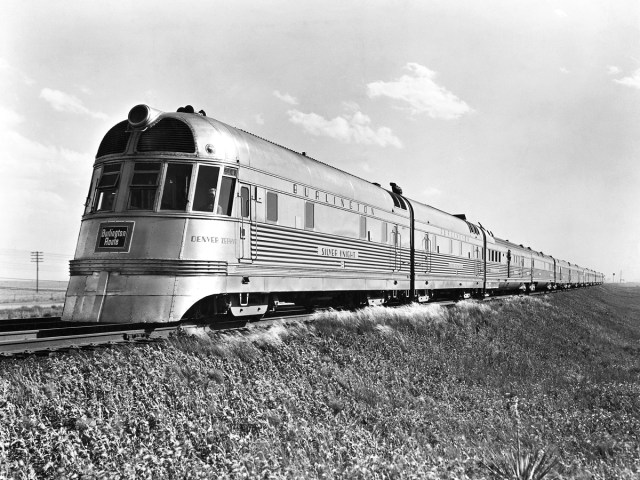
[187,113,487,238]
[100,106,491,232]
[122,108,399,213]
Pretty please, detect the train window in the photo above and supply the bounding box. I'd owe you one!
[85,168,100,214]
[305,202,314,229]
[359,216,367,239]
[94,163,122,212]
[218,177,236,216]
[266,192,278,222]
[382,222,388,243]
[240,187,250,218]
[193,166,221,212]
[160,163,192,211]
[129,162,161,210]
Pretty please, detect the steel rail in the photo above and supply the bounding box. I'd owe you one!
[0,289,567,358]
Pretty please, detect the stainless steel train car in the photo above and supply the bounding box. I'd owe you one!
[62,104,604,323]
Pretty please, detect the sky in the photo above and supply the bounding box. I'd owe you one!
[1,0,639,282]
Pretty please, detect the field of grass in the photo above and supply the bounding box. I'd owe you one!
[0,280,66,305]
[1,284,638,479]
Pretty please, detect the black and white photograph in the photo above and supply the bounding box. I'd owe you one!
[1,1,639,478]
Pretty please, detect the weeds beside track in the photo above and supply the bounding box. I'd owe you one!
[1,285,638,479]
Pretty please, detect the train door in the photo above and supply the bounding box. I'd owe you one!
[236,183,255,262]
[423,234,432,272]
[475,246,483,277]
[393,225,401,271]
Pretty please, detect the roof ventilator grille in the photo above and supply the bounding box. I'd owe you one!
[137,118,196,153]
[96,120,131,157]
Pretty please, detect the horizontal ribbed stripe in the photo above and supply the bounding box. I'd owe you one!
[70,258,228,276]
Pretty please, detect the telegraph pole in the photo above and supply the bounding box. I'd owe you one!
[31,251,43,293]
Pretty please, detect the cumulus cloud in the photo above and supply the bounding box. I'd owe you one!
[614,68,640,89]
[0,105,24,129]
[0,58,36,86]
[273,90,299,105]
[367,63,473,120]
[0,105,91,258]
[287,110,402,148]
[607,65,621,75]
[39,88,108,119]
[287,109,403,148]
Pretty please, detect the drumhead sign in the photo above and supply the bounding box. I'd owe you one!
[95,222,135,252]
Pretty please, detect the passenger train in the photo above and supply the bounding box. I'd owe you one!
[62,104,603,323]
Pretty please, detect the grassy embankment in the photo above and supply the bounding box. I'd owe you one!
[1,285,639,479]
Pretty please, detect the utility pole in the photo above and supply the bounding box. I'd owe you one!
[612,273,615,284]
[31,251,43,293]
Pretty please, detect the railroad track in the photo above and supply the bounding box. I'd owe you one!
[0,310,318,358]
[0,291,559,358]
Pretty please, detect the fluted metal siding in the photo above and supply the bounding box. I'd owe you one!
[70,258,227,276]
[253,223,400,271]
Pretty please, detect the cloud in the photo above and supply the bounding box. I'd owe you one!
[0,105,24,129]
[273,90,299,105]
[39,88,108,119]
[0,58,36,86]
[559,67,570,74]
[287,109,403,148]
[554,9,568,18]
[606,65,621,75]
[614,68,640,89]
[254,113,265,125]
[367,63,473,120]
[0,105,90,257]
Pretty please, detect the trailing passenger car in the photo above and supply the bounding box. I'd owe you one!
[62,105,603,323]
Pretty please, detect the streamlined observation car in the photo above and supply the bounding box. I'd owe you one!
[62,105,602,323]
